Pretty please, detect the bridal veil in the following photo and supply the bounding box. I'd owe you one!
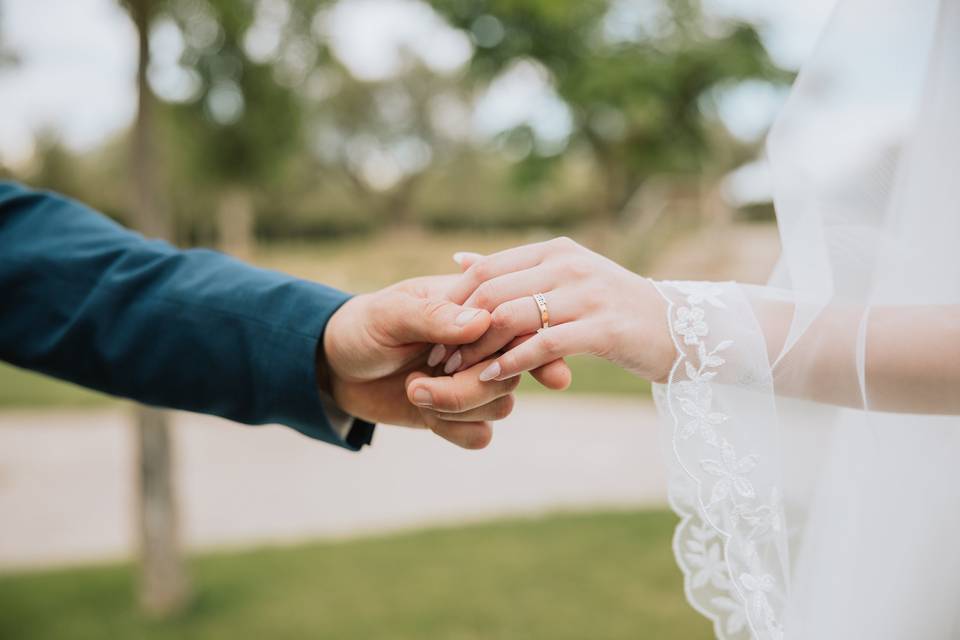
[651,0,960,637]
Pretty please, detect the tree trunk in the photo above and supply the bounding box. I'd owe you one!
[216,186,255,260]
[385,172,424,228]
[620,177,667,237]
[127,0,190,617]
[134,405,188,616]
[585,133,631,222]
[601,166,627,221]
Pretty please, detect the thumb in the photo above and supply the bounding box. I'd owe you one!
[386,293,491,346]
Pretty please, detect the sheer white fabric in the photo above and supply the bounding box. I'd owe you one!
[651,1,960,637]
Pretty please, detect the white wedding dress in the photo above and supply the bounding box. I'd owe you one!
[650,0,960,637]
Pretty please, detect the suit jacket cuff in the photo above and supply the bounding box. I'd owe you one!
[251,281,374,451]
[319,391,376,449]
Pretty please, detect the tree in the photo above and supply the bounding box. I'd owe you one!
[305,61,468,226]
[432,0,789,220]
[122,0,191,618]
[161,0,321,257]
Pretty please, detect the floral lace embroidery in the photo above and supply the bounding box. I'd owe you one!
[655,281,786,640]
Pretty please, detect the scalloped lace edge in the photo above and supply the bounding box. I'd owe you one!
[653,281,786,640]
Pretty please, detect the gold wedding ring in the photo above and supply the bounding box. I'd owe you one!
[533,292,550,333]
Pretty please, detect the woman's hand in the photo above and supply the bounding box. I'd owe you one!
[442,237,676,384]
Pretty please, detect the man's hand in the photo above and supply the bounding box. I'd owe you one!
[321,275,526,449]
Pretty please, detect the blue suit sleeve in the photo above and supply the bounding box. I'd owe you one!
[0,181,374,450]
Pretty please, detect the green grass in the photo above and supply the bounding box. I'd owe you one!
[0,355,645,410]
[0,362,113,408]
[518,355,649,396]
[0,511,709,640]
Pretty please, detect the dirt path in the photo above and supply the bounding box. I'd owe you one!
[0,395,667,570]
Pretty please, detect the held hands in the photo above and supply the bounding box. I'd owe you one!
[439,237,676,385]
[321,274,571,449]
[320,237,673,451]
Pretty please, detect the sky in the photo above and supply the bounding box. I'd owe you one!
[0,0,839,199]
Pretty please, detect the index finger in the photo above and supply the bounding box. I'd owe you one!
[405,361,521,414]
[480,322,595,381]
[504,334,573,391]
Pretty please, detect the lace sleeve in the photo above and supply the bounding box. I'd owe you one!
[652,281,789,640]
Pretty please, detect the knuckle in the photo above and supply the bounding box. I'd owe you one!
[582,286,606,312]
[439,389,465,413]
[490,304,515,331]
[539,331,561,357]
[467,260,492,283]
[499,352,517,374]
[564,257,593,279]
[550,236,577,251]
[473,283,496,309]
[583,296,602,315]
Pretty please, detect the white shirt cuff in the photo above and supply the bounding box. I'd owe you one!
[319,392,355,441]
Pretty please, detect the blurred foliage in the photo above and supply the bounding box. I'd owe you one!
[0,5,16,68]
[433,0,789,219]
[415,149,591,230]
[161,0,313,189]
[303,63,463,225]
[13,0,787,241]
[0,511,712,639]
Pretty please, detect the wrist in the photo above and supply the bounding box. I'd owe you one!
[320,296,359,408]
[649,281,677,383]
[322,294,364,382]
[317,321,351,416]
[634,276,677,383]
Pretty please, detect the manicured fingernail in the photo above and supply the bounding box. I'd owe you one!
[427,344,446,367]
[455,309,480,326]
[443,350,462,374]
[453,252,468,265]
[412,388,433,407]
[479,361,501,382]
